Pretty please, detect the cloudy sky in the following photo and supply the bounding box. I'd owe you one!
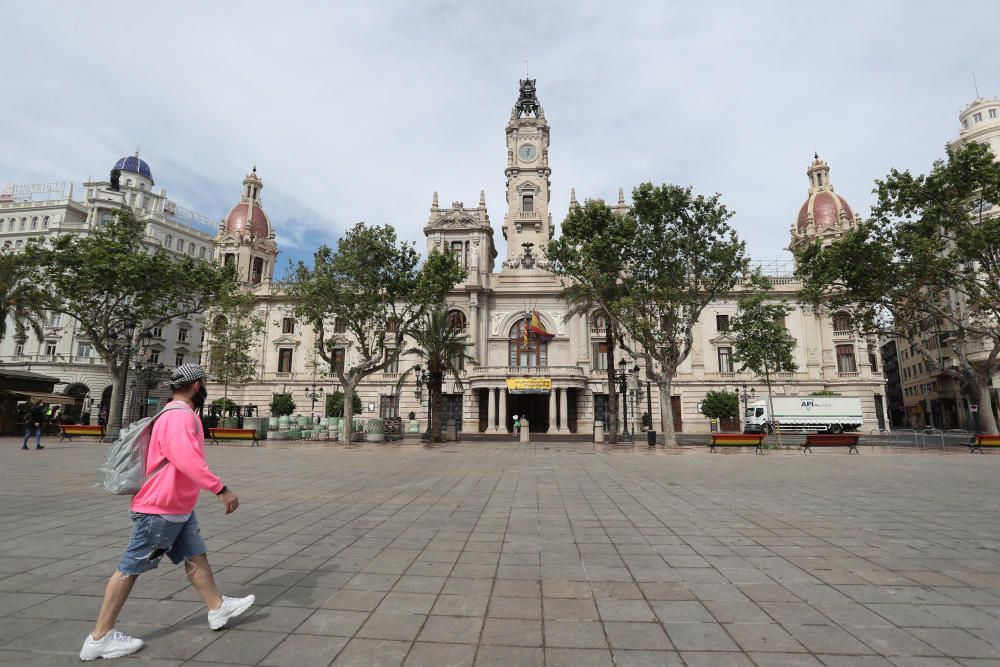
[2,1,998,273]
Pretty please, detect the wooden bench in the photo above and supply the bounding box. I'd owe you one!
[969,434,1000,453]
[208,428,259,447]
[802,433,860,454]
[59,424,106,442]
[710,433,766,454]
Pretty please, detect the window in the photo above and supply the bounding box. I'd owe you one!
[277,348,293,373]
[991,109,998,119]
[384,350,399,373]
[129,193,137,205]
[30,217,38,230]
[334,318,347,334]
[379,395,399,418]
[224,253,235,267]
[47,312,61,327]
[45,342,57,357]
[508,318,548,368]
[522,194,534,212]
[251,256,264,282]
[963,119,969,129]
[836,344,857,373]
[199,247,206,259]
[42,216,49,228]
[149,350,160,363]
[177,328,188,342]
[76,342,92,359]
[188,242,195,255]
[449,349,465,371]
[165,234,172,249]
[446,310,466,330]
[716,314,730,332]
[718,346,733,373]
[15,239,23,248]
[14,342,24,357]
[151,326,163,338]
[593,341,608,370]
[974,112,983,122]
[450,241,465,267]
[591,310,608,331]
[386,316,399,333]
[832,312,851,333]
[19,218,26,231]
[281,317,295,334]
[332,347,345,373]
[175,353,184,367]
[6,220,12,231]
[99,213,112,227]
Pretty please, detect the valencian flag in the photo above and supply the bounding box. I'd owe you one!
[524,310,555,344]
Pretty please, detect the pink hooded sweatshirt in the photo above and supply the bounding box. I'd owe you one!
[130,401,224,515]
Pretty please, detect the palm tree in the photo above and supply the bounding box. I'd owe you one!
[397,309,476,443]
[0,253,46,345]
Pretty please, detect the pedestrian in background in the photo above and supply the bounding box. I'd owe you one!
[22,398,45,450]
[513,414,520,439]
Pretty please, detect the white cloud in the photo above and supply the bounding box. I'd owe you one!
[2,0,998,272]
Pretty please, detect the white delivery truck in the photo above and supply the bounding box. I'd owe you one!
[743,396,863,434]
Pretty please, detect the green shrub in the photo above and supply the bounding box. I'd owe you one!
[326,390,363,417]
[270,393,296,417]
[700,390,739,419]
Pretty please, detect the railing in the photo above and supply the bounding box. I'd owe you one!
[517,211,541,220]
[0,354,104,366]
[838,371,860,378]
[471,365,585,377]
[590,327,607,335]
[833,329,852,338]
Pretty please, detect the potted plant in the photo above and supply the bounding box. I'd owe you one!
[407,410,419,433]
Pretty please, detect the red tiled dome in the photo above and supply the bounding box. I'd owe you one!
[225,202,270,238]
[796,191,854,232]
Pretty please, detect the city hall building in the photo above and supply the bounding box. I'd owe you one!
[210,80,885,435]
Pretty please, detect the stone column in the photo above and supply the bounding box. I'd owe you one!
[559,388,570,433]
[470,303,480,364]
[549,388,557,432]
[498,388,508,434]
[487,387,496,433]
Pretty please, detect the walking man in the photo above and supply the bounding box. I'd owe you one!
[22,398,45,450]
[512,414,520,439]
[80,364,254,661]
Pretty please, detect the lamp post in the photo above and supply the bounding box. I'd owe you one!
[304,384,324,422]
[128,359,165,423]
[736,384,755,433]
[413,364,432,441]
[614,358,632,440]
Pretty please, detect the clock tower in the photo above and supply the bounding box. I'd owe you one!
[502,78,552,270]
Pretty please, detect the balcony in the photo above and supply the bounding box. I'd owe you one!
[471,366,586,378]
[833,329,852,338]
[517,211,541,221]
[837,371,860,378]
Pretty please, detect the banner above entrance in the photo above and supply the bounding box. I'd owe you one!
[507,377,552,394]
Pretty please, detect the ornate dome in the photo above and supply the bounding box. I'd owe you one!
[225,202,270,239]
[113,155,152,180]
[795,155,855,233]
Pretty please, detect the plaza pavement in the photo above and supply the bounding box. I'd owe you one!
[1,436,999,666]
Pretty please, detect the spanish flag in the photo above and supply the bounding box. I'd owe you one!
[529,310,555,342]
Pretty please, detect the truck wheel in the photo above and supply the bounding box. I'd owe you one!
[829,424,843,434]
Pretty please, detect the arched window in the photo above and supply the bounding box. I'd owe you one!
[30,217,38,230]
[591,310,608,331]
[832,312,851,333]
[19,218,26,231]
[509,318,548,368]
[42,216,49,228]
[165,234,172,248]
[446,310,466,330]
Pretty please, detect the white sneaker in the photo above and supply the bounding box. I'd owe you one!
[79,629,144,660]
[208,594,255,630]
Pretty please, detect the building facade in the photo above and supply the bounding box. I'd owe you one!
[0,153,216,421]
[211,80,885,435]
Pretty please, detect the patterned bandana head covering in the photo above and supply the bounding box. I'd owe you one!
[166,363,207,389]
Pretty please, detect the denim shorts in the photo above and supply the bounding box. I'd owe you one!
[117,511,207,576]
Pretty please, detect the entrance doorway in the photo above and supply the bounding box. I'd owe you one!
[671,396,683,432]
[441,394,463,432]
[508,393,549,433]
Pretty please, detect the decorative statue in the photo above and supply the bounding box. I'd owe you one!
[513,78,541,118]
[109,168,121,192]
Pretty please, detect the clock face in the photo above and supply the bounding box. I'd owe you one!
[518,144,537,162]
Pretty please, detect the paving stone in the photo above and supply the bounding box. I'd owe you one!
[296,609,370,636]
[192,628,286,664]
[417,615,483,643]
[480,618,543,646]
[544,647,614,666]
[612,649,685,666]
[356,612,426,641]
[260,633,349,666]
[663,622,740,651]
[404,641,476,667]
[603,621,673,650]
[332,638,410,666]
[473,645,543,666]
[544,620,607,648]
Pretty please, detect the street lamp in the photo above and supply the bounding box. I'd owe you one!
[128,359,165,423]
[735,384,756,432]
[413,364,432,440]
[304,383,324,422]
[614,358,632,440]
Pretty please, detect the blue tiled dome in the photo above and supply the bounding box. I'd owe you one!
[113,155,152,180]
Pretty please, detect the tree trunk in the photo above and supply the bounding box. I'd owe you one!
[430,376,444,443]
[605,327,618,444]
[106,371,125,435]
[343,381,356,445]
[658,374,677,447]
[764,364,782,448]
[972,377,999,434]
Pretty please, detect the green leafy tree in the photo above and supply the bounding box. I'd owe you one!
[612,183,751,446]
[700,390,739,420]
[730,290,798,440]
[0,253,46,344]
[206,291,264,400]
[395,309,477,443]
[547,199,635,443]
[797,141,1000,433]
[24,209,240,433]
[287,223,466,444]
[270,393,295,417]
[325,390,362,418]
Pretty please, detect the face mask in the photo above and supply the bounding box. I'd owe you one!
[193,384,208,409]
